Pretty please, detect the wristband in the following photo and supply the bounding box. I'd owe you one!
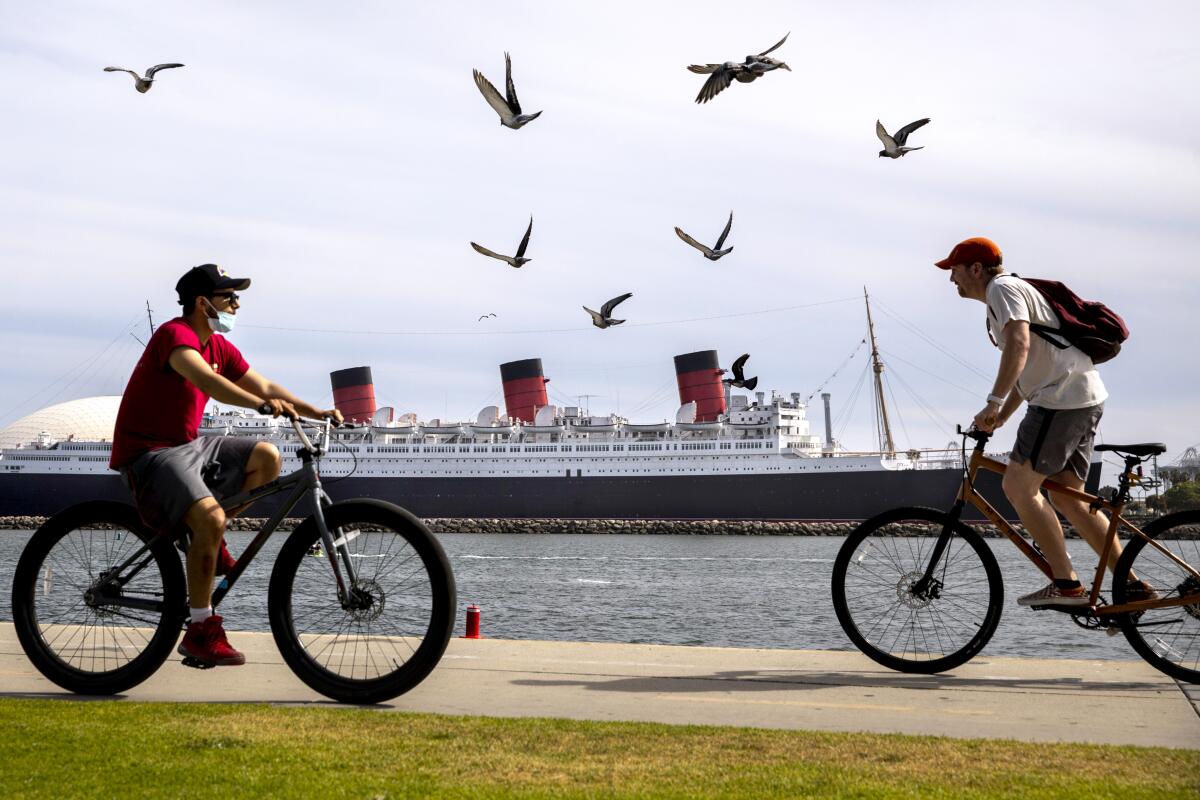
[986,393,1005,406]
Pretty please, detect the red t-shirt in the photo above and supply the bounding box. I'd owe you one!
[109,317,249,469]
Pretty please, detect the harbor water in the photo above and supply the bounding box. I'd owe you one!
[0,529,1140,661]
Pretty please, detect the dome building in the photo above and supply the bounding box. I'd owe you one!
[0,396,121,450]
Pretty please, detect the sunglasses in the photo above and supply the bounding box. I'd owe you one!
[209,291,241,304]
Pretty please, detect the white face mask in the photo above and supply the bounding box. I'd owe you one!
[203,298,236,334]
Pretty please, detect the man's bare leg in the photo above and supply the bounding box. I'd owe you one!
[1002,458,1075,580]
[184,497,225,611]
[1047,468,1143,583]
[225,442,282,519]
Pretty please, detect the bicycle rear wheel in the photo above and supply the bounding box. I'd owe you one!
[268,499,456,704]
[11,501,186,694]
[1112,510,1200,684]
[832,506,1004,673]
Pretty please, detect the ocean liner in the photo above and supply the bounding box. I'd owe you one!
[0,301,1097,520]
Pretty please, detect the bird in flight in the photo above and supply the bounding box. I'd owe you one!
[470,217,534,268]
[583,293,633,329]
[477,313,497,321]
[675,211,734,261]
[722,353,758,391]
[473,52,542,129]
[102,63,184,93]
[687,33,791,104]
[876,118,930,158]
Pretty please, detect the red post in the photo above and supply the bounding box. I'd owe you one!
[462,604,482,639]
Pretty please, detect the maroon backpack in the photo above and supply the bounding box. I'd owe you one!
[1012,275,1129,364]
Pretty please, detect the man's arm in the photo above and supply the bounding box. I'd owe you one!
[168,347,267,410]
[973,320,1030,431]
[236,368,343,423]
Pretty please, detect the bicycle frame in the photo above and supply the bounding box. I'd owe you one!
[914,431,1200,619]
[97,417,360,615]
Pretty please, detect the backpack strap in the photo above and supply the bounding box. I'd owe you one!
[1005,273,1071,350]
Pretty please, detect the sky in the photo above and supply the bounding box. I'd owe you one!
[1,1,1198,479]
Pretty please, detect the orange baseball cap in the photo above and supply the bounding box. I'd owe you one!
[935,237,1003,270]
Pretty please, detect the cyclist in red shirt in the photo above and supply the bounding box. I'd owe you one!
[111,264,343,666]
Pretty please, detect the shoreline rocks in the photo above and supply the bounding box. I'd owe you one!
[2,514,1189,538]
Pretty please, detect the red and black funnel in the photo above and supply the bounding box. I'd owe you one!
[674,350,726,422]
[500,358,549,423]
[330,366,377,423]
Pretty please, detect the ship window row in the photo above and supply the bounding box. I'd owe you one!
[680,443,717,450]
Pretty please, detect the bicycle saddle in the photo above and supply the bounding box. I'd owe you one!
[1094,443,1166,457]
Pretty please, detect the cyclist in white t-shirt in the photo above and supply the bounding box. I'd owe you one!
[936,236,1152,607]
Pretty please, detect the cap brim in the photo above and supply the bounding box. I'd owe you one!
[215,277,251,290]
[934,258,954,269]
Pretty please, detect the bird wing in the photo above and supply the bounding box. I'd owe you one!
[582,306,603,324]
[145,63,184,77]
[875,119,896,150]
[503,51,522,115]
[695,67,735,103]
[731,353,749,380]
[687,63,723,74]
[757,32,790,57]
[892,117,930,146]
[714,211,733,250]
[674,227,713,257]
[103,67,138,77]
[742,376,758,391]
[473,69,513,120]
[601,292,633,317]
[515,216,533,258]
[470,242,508,261]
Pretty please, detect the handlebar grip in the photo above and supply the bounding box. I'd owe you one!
[257,401,273,416]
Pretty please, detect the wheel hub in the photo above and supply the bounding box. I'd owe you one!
[897,571,937,609]
[345,579,385,622]
[1179,576,1200,621]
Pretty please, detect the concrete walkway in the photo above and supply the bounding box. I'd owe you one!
[2,623,1197,749]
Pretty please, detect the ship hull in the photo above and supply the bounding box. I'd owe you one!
[0,464,1101,521]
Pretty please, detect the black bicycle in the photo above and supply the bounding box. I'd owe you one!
[11,416,456,704]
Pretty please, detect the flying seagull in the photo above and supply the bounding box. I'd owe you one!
[583,293,633,329]
[102,63,184,93]
[477,313,497,321]
[470,217,533,268]
[675,211,734,261]
[473,52,542,129]
[687,33,791,104]
[722,353,758,391]
[876,118,930,158]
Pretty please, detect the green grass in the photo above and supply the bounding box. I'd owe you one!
[0,698,1195,799]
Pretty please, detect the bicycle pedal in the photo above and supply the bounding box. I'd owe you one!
[181,656,216,670]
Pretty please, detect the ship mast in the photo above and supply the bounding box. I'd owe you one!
[864,287,895,456]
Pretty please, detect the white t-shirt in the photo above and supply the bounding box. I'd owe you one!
[985,274,1107,410]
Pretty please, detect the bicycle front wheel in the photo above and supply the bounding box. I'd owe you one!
[832,506,1004,673]
[1112,510,1200,684]
[268,499,456,704]
[11,501,186,695]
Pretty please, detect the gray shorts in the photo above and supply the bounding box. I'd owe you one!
[121,437,259,533]
[1010,403,1103,482]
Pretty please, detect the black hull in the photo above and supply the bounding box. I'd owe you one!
[0,464,1102,521]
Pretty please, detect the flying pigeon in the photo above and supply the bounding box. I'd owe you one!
[102,63,184,93]
[876,118,930,158]
[687,33,791,104]
[470,217,533,268]
[722,353,758,391]
[583,293,633,329]
[477,313,497,321]
[675,211,734,261]
[473,52,542,129]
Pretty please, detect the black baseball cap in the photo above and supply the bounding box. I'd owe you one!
[175,264,251,305]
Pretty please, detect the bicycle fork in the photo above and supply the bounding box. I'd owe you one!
[909,501,965,601]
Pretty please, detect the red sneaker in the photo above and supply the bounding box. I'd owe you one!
[177,615,246,666]
[215,538,237,576]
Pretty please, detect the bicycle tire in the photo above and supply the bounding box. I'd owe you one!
[1112,509,1200,684]
[832,506,1004,673]
[268,499,456,704]
[11,501,186,695]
